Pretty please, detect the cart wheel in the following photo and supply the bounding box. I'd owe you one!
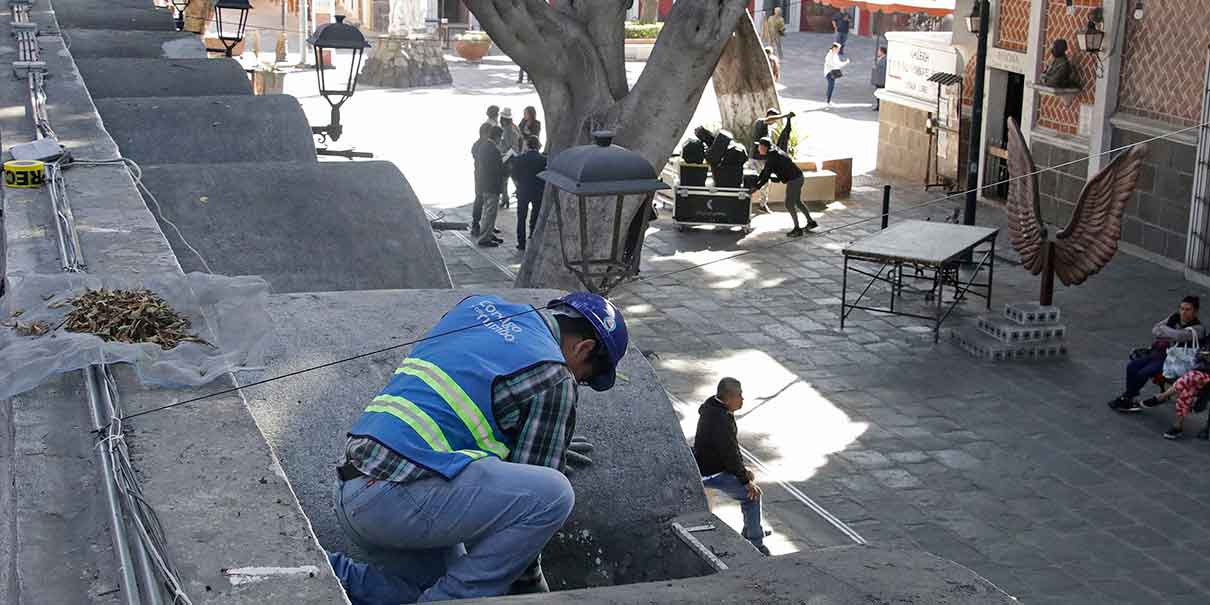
[742,226,753,235]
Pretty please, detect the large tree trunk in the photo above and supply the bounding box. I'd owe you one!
[465,0,751,290]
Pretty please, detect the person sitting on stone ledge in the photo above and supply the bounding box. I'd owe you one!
[1109,296,1205,414]
[1134,349,1210,440]
[693,377,772,556]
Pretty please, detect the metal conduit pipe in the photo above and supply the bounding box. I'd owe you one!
[84,366,143,605]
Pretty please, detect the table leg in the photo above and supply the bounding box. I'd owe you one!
[934,265,944,343]
[987,237,996,310]
[841,255,849,329]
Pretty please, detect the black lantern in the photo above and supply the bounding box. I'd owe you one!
[965,0,982,35]
[212,0,251,57]
[538,132,670,294]
[1076,8,1107,77]
[308,15,370,143]
[171,0,189,31]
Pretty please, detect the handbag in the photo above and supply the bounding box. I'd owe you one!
[1162,328,1200,379]
[829,69,844,79]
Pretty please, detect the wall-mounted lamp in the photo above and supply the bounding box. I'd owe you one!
[1064,0,1075,17]
[1076,8,1107,78]
[1133,0,1144,20]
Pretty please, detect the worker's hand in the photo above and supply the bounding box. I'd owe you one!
[745,482,762,502]
[565,436,594,472]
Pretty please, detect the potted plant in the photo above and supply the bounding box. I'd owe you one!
[624,21,662,44]
[454,30,492,62]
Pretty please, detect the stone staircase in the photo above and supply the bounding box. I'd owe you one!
[953,302,1068,360]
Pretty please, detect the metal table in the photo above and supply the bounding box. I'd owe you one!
[841,220,999,342]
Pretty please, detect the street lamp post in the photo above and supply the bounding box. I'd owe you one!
[309,15,374,159]
[963,0,991,228]
[211,0,251,58]
[170,0,189,31]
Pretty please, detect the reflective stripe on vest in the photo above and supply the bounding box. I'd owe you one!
[366,394,489,462]
[394,358,511,459]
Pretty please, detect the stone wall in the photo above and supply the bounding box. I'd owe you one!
[1111,127,1197,262]
[877,101,960,186]
[360,34,452,89]
[1029,137,1088,228]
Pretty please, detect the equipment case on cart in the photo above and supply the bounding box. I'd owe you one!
[673,185,752,233]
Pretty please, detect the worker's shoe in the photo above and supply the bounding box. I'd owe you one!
[806,220,819,230]
[478,240,500,248]
[786,228,804,238]
[755,544,772,556]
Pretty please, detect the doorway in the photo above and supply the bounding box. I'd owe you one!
[983,70,1025,201]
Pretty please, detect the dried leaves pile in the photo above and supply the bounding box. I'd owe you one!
[58,288,208,350]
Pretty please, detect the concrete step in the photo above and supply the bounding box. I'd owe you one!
[53,6,176,32]
[977,315,1066,344]
[137,161,453,293]
[95,94,317,165]
[1003,302,1061,326]
[953,325,1067,361]
[62,29,205,60]
[75,58,253,99]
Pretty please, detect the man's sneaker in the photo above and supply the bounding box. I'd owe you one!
[786,228,804,238]
[1197,426,1209,440]
[1109,397,1142,413]
[1163,427,1183,440]
[755,544,771,556]
[1141,397,1162,408]
[477,240,499,248]
[470,228,481,237]
[806,220,819,230]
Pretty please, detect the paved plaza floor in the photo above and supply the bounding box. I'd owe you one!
[286,32,1210,604]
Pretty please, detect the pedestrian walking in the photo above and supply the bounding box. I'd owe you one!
[327,292,629,603]
[761,6,785,59]
[519,106,542,149]
[765,46,781,82]
[510,136,547,251]
[693,377,772,556]
[871,46,887,110]
[823,43,849,107]
[832,9,851,56]
[474,125,506,247]
[749,136,815,237]
[498,108,521,210]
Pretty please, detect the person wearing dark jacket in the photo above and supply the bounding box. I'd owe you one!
[1110,295,1206,413]
[693,377,770,555]
[871,46,887,110]
[474,125,506,247]
[750,137,816,237]
[471,122,493,237]
[510,136,547,251]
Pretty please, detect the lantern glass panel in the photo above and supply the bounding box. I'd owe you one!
[314,46,366,102]
[215,3,249,42]
[1077,27,1104,53]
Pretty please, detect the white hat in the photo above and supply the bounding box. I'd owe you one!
[500,107,513,119]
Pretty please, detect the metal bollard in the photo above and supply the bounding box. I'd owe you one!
[881,185,891,229]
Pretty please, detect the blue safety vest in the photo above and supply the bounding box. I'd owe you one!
[349,295,566,479]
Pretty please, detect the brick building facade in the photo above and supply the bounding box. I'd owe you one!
[951,0,1210,278]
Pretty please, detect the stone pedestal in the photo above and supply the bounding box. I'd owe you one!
[360,34,452,89]
[954,302,1068,360]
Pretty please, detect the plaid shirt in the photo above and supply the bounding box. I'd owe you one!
[344,311,579,482]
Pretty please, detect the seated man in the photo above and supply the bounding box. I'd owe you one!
[693,377,771,555]
[1110,295,1205,413]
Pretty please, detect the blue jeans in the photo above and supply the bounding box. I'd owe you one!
[835,31,848,54]
[327,457,574,604]
[1124,354,1165,399]
[826,73,837,103]
[702,473,765,546]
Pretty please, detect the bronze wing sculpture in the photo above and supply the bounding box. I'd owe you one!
[1005,117,1148,306]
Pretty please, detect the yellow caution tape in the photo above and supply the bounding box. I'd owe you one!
[3,159,45,189]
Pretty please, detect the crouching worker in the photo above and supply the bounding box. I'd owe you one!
[327,292,628,604]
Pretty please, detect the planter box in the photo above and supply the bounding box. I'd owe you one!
[252,70,286,95]
[624,40,655,62]
[799,157,852,198]
[763,167,837,208]
[454,39,491,62]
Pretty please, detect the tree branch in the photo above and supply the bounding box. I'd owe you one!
[613,0,749,166]
[554,0,631,101]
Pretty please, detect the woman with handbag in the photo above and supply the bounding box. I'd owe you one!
[823,43,849,107]
[1135,349,1210,440]
[1109,296,1204,414]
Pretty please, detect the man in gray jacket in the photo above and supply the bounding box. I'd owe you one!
[871,46,887,110]
[1110,296,1206,412]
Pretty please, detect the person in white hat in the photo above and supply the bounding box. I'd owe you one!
[497,108,522,210]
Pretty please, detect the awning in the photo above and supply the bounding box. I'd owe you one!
[816,0,955,17]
